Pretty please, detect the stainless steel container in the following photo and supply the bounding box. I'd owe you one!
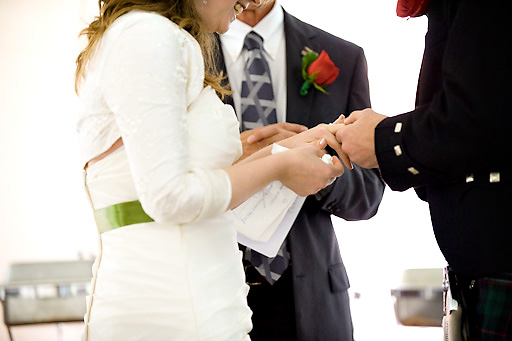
[0,260,93,326]
[390,268,444,327]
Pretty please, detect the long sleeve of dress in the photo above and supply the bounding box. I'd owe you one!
[97,12,232,224]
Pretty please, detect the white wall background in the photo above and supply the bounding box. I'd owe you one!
[0,0,446,340]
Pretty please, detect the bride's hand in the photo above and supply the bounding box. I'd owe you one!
[278,122,353,169]
[278,138,345,196]
[235,122,307,162]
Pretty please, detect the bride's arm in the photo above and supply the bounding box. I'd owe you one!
[224,138,343,209]
[101,14,229,225]
[100,13,343,224]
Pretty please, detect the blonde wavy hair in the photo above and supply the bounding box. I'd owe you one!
[75,0,228,96]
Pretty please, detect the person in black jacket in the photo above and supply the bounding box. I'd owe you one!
[337,0,512,339]
[217,0,385,339]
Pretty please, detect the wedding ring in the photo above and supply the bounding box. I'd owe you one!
[234,3,244,14]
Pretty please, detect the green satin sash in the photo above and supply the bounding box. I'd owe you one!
[94,200,154,234]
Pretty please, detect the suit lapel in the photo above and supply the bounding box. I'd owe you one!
[283,10,317,127]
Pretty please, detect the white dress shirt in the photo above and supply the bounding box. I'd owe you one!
[219,3,287,124]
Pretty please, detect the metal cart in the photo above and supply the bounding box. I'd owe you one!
[391,268,444,327]
[0,260,93,340]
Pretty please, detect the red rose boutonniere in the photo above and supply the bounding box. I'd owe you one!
[396,0,430,18]
[300,47,340,97]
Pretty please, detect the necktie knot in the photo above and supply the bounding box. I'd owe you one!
[244,31,264,51]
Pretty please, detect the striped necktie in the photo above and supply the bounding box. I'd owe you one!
[240,31,289,284]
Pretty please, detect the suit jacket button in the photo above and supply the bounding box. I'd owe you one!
[489,172,500,183]
[407,167,419,175]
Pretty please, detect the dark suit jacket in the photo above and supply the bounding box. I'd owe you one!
[218,9,385,340]
[375,0,512,278]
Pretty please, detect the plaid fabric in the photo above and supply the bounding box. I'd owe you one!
[473,273,512,340]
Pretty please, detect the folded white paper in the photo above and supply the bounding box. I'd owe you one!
[232,143,305,257]
[233,181,296,242]
[236,194,305,257]
[232,143,334,257]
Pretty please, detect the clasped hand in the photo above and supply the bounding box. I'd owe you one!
[238,116,353,196]
[240,116,352,170]
[334,108,387,169]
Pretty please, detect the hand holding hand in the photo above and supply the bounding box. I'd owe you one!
[335,108,387,168]
[278,116,353,169]
[278,138,345,196]
[238,122,308,161]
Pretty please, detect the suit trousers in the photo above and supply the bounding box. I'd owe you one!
[246,265,297,340]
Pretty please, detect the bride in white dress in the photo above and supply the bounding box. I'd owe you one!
[75,0,346,340]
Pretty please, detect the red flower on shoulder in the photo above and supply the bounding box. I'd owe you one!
[396,0,430,18]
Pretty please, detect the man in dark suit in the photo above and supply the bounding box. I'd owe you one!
[337,0,512,339]
[218,1,385,339]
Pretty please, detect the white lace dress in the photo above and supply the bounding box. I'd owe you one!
[77,11,251,340]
